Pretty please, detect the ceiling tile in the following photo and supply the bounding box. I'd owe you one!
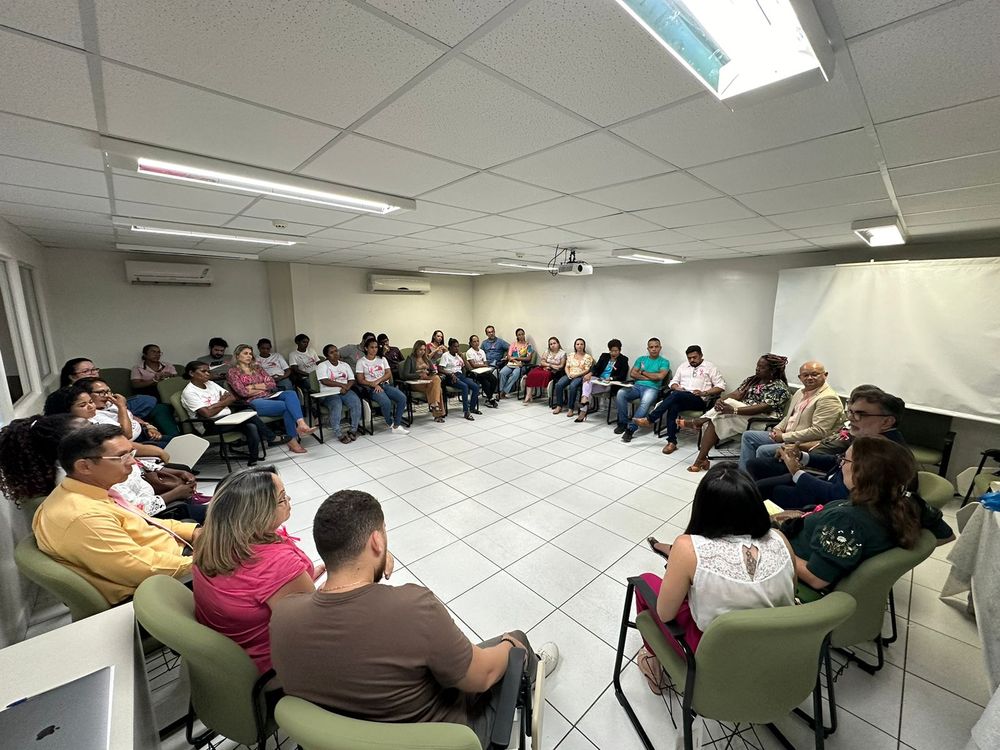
[890,152,1000,197]
[94,0,441,126]
[736,173,889,215]
[898,184,1000,214]
[308,227,392,244]
[299,134,474,197]
[576,172,721,212]
[4,217,115,236]
[494,132,669,193]
[111,175,255,214]
[258,246,330,262]
[904,204,1000,227]
[605,229,690,249]
[0,31,96,129]
[407,227,489,243]
[364,0,513,45]
[421,172,559,213]
[504,227,592,246]
[767,200,897,230]
[850,0,1000,123]
[832,0,951,38]
[0,113,104,170]
[690,130,878,194]
[387,201,486,227]
[560,213,661,238]
[504,196,615,225]
[734,240,815,254]
[876,96,1000,167]
[461,237,534,251]
[102,63,340,171]
[0,204,110,227]
[366,238,447,250]
[808,235,868,249]
[634,197,757,228]
[680,217,780,240]
[1,0,83,46]
[790,223,856,240]
[613,75,863,168]
[358,58,592,168]
[0,156,107,197]
[243,198,357,227]
[906,217,1000,235]
[224,216,325,237]
[448,215,545,236]
[716,231,800,247]
[336,216,431,236]
[465,0,701,126]
[0,185,109,214]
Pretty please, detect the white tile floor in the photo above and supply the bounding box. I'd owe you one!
[26,399,988,749]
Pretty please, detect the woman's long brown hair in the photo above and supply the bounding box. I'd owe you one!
[848,436,921,549]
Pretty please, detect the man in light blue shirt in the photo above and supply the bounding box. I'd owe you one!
[481,325,510,368]
[615,338,670,443]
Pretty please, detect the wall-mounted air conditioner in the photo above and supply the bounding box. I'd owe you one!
[367,274,430,294]
[125,260,213,286]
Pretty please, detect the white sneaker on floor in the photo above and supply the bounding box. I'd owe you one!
[537,642,559,677]
[391,425,410,435]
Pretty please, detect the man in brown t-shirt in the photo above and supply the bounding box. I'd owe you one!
[270,490,558,747]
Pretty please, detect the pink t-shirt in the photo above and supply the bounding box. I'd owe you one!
[193,536,313,673]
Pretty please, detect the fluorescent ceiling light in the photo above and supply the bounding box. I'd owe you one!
[112,216,303,247]
[115,244,259,261]
[102,137,416,215]
[418,267,482,276]
[130,225,296,246]
[851,217,906,247]
[492,258,551,271]
[613,0,833,104]
[611,249,684,264]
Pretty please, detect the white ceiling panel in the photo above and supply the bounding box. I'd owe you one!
[614,75,863,168]
[462,237,533,251]
[336,216,432,236]
[421,172,560,213]
[736,173,889,215]
[767,200,897,230]
[634,197,757,229]
[94,0,441,127]
[690,130,878,194]
[300,135,474,197]
[907,219,1000,237]
[832,0,951,38]
[682,217,781,240]
[560,213,662,238]
[385,201,485,227]
[28,232,113,249]
[407,227,489,244]
[0,31,96,129]
[0,156,107,197]
[716,231,801,247]
[102,64,340,171]
[465,0,701,126]
[494,132,669,193]
[224,216,325,237]
[733,240,815,254]
[244,199,357,228]
[808,235,868,248]
[111,175,255,214]
[358,59,592,168]
[308,227,392,244]
[576,172,721,212]
[1,0,83,47]
[890,152,1000,197]
[850,0,1000,123]
[904,205,1000,227]
[605,229,690,249]
[366,238,447,250]
[505,196,616,225]
[504,227,592,246]
[113,201,242,228]
[5,218,115,236]
[898,184,1000,214]
[0,185,109,214]
[364,0,513,45]
[790,223,857,240]
[448,215,546,237]
[0,113,104,170]
[876,96,1000,167]
[0,203,110,227]
[257,246,330,262]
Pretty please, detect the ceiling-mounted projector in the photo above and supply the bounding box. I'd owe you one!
[557,260,593,276]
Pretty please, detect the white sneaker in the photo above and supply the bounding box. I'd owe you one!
[536,642,559,677]
[391,425,410,435]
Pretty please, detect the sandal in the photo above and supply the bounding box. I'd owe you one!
[574,412,588,423]
[552,406,562,415]
[637,651,667,695]
[687,458,710,473]
[434,416,446,423]
[339,435,351,444]
[646,536,672,561]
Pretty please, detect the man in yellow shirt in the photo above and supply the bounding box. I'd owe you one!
[32,424,200,604]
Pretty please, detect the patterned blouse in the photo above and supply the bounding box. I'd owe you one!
[734,376,789,417]
[540,349,566,369]
[565,353,594,379]
[226,366,277,402]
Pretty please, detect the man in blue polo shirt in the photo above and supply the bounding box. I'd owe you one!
[614,338,671,443]
[481,325,509,368]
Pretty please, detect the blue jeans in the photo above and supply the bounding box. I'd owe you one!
[250,391,305,437]
[615,385,660,428]
[321,390,362,436]
[370,384,407,427]
[553,374,584,408]
[274,377,295,391]
[498,365,522,394]
[739,430,782,471]
[446,373,480,412]
[127,394,156,418]
[634,390,707,440]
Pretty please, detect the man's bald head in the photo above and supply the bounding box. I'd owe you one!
[798,361,828,391]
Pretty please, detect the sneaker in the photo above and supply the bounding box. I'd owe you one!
[621,429,632,443]
[613,425,626,435]
[537,642,559,677]
[391,425,410,435]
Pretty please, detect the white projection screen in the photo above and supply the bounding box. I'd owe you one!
[771,257,1000,424]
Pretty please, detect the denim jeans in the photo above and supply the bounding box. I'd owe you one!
[498,365,522,394]
[127,394,157,418]
[369,384,407,427]
[738,430,782,471]
[446,373,480,412]
[636,390,707,441]
[321,389,362,436]
[615,385,661,428]
[553,374,584,407]
[250,391,304,437]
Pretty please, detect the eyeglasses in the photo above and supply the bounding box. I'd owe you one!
[92,389,112,396]
[838,455,853,466]
[847,409,890,420]
[799,372,824,378]
[75,367,100,376]
[88,449,137,464]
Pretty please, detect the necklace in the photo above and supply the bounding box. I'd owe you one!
[323,579,370,592]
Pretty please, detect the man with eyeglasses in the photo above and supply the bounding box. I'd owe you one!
[747,386,906,508]
[737,361,843,471]
[33,424,200,604]
[60,357,158,419]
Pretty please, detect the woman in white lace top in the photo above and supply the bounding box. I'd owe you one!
[636,463,795,693]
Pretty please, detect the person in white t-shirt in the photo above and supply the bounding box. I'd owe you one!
[465,335,498,407]
[439,338,481,421]
[316,345,363,444]
[288,334,320,391]
[181,361,282,466]
[354,339,409,435]
[257,338,294,391]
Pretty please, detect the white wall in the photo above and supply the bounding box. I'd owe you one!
[44,249,274,369]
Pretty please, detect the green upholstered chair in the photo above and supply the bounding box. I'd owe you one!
[15,533,108,623]
[156,375,187,405]
[897,409,956,477]
[399,346,413,360]
[168,390,249,473]
[918,470,956,509]
[962,448,1000,506]
[614,577,855,750]
[134,575,277,750]
[99,367,133,397]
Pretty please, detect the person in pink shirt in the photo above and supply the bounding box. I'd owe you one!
[193,466,324,674]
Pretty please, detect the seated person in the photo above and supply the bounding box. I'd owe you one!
[750,386,906,508]
[256,338,294,391]
[316,345,363,443]
[635,464,795,692]
[181,361,283,466]
[497,329,533,399]
[287,333,320,390]
[781,437,954,592]
[31,424,200,604]
[615,338,671,442]
[480,325,509,370]
[227,344,316,455]
[575,339,629,423]
[130,344,177,396]
[400,340,445,423]
[269,490,558,749]
[194,466,322,674]
[60,356,157,419]
[631,345,726,454]
[680,354,789,471]
[355,338,409,434]
[738,361,843,471]
[78,377,177,445]
[338,331,376,368]
[377,333,404,377]
[439,338,481,421]
[464,335,498,407]
[552,338,594,416]
[197,337,234,381]
[427,330,447,361]
[523,337,565,405]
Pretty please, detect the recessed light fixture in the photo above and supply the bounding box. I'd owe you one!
[851,217,907,247]
[130,225,296,246]
[111,216,303,246]
[115,244,259,261]
[611,249,684,264]
[102,137,416,215]
[492,258,552,271]
[418,267,482,276]
[613,0,833,105]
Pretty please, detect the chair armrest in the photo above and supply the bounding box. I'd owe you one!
[747,415,781,431]
[626,577,685,641]
[983,448,1000,461]
[487,647,526,750]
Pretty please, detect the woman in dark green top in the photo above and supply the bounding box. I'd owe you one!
[786,436,954,590]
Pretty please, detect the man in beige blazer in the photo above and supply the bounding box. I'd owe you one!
[737,361,844,470]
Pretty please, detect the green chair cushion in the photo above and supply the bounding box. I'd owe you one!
[910,445,943,467]
[918,471,955,509]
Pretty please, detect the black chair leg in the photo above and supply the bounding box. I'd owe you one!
[612,584,656,750]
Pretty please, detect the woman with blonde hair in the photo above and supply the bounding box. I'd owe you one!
[399,340,445,422]
[193,466,322,674]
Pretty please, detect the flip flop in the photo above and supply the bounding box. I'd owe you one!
[686,459,710,473]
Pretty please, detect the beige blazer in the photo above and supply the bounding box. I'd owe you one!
[777,381,844,443]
